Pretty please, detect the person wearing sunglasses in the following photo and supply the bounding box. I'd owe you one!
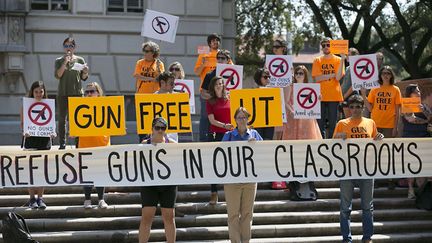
[168,62,185,80]
[77,82,110,209]
[333,95,384,243]
[134,41,165,94]
[222,107,262,243]
[139,117,177,243]
[55,37,89,149]
[311,37,346,139]
[252,68,274,140]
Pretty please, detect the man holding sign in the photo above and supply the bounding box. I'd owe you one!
[312,37,345,139]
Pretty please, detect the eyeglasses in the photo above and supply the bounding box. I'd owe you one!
[144,49,154,53]
[63,44,75,49]
[348,105,363,109]
[321,43,330,48]
[170,67,180,72]
[295,72,304,76]
[217,56,227,61]
[262,75,270,79]
[154,125,167,131]
[273,45,283,49]
[236,117,248,120]
[84,90,97,95]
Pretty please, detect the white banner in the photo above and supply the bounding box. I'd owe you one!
[293,83,321,119]
[1,138,431,187]
[23,98,56,137]
[174,79,195,114]
[350,54,380,91]
[216,64,243,91]
[265,55,293,87]
[141,9,179,43]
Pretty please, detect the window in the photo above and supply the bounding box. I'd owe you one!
[107,0,143,13]
[31,0,69,11]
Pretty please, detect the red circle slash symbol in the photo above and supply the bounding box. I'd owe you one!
[152,16,170,34]
[174,82,191,98]
[269,58,289,78]
[354,58,375,80]
[220,68,240,91]
[297,87,318,109]
[28,102,52,126]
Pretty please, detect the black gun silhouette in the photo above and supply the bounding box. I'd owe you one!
[272,63,285,73]
[31,109,46,120]
[223,74,235,85]
[357,65,370,74]
[300,93,313,103]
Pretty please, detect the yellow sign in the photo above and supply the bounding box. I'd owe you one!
[68,96,126,136]
[230,88,283,128]
[135,93,191,134]
[330,40,349,55]
[401,97,421,113]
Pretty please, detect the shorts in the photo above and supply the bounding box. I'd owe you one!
[140,185,177,208]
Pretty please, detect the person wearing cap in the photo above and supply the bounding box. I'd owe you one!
[139,117,177,243]
[312,37,346,139]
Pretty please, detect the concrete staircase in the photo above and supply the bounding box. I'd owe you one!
[0,181,432,243]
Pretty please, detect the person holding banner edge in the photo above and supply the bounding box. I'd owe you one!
[55,37,89,149]
[206,76,234,205]
[222,107,262,243]
[333,94,384,243]
[78,82,110,209]
[20,81,55,209]
[139,117,177,243]
[312,37,346,139]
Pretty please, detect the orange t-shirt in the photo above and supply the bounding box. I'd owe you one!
[78,136,110,148]
[367,84,402,128]
[194,49,218,86]
[311,55,344,102]
[134,59,165,94]
[333,117,377,139]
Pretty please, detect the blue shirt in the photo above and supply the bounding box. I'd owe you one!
[222,128,263,142]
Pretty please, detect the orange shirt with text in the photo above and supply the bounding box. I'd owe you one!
[311,55,344,102]
[134,59,165,94]
[367,84,402,128]
[333,117,377,139]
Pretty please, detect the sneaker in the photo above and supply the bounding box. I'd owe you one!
[83,200,92,209]
[209,192,218,205]
[28,198,38,209]
[98,199,108,209]
[407,188,416,199]
[37,197,46,209]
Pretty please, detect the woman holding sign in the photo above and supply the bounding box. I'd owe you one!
[134,41,165,94]
[402,84,430,199]
[139,117,177,243]
[20,81,54,209]
[222,107,262,243]
[206,76,234,205]
[78,82,110,209]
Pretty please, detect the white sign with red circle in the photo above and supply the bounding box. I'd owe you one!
[265,55,293,87]
[174,79,195,114]
[216,64,243,91]
[23,97,56,137]
[349,54,380,91]
[141,9,179,43]
[293,83,321,119]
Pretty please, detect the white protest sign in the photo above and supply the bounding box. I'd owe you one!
[174,79,195,114]
[1,138,431,187]
[293,83,321,119]
[71,62,85,71]
[265,55,293,87]
[216,64,243,91]
[23,97,56,137]
[141,9,179,43]
[350,54,380,90]
[197,45,210,54]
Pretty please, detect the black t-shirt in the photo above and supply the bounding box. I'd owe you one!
[22,136,51,150]
[201,69,216,91]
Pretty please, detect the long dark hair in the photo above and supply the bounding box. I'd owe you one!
[208,76,228,104]
[28,81,47,98]
[378,66,395,85]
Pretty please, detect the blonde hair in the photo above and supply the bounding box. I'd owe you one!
[168,62,185,79]
[85,82,104,96]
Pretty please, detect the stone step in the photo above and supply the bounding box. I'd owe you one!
[0,198,418,219]
[5,209,430,232]
[0,187,409,207]
[8,220,432,243]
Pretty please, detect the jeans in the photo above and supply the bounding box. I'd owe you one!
[199,97,210,142]
[317,101,339,139]
[339,179,374,242]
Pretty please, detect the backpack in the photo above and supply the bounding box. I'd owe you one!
[415,181,432,210]
[288,181,318,201]
[2,212,39,243]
